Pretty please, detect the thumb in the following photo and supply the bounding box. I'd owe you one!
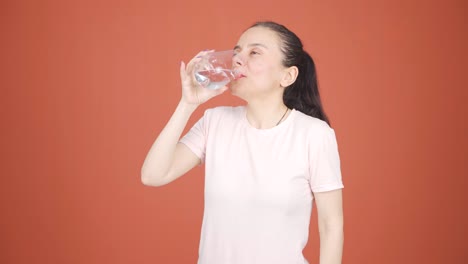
[180,61,186,80]
[214,86,229,95]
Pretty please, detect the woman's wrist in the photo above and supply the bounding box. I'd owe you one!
[177,100,198,115]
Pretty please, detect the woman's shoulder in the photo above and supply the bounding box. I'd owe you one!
[292,110,338,147]
[292,109,332,132]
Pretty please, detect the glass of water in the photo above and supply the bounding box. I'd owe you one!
[194,50,240,90]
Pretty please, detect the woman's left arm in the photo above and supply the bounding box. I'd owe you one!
[314,188,344,264]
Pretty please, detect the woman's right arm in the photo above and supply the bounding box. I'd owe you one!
[141,51,227,187]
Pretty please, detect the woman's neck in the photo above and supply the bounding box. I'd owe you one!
[245,100,290,129]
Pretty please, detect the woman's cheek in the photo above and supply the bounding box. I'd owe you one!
[248,59,266,73]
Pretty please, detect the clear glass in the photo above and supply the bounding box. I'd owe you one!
[194,50,240,90]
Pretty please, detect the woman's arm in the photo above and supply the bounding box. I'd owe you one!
[141,101,199,186]
[141,52,228,187]
[314,189,344,264]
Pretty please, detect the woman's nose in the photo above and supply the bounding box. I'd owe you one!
[232,53,243,67]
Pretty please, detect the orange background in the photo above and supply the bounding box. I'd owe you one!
[1,0,467,263]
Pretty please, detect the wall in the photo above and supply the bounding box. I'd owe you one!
[1,0,467,263]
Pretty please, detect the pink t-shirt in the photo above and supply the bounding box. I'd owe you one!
[179,106,344,264]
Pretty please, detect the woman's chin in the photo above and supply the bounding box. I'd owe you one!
[229,83,239,93]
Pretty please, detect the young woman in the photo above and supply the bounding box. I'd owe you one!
[141,21,344,264]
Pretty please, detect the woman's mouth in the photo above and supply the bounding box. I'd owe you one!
[232,69,246,80]
[234,74,246,80]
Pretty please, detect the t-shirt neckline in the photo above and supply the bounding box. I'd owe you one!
[241,106,297,133]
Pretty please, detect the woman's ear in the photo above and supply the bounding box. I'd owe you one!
[280,66,299,88]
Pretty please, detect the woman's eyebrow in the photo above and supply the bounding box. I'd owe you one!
[233,43,269,50]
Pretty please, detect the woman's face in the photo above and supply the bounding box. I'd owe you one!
[230,26,286,99]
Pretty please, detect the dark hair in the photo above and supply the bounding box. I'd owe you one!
[250,21,331,126]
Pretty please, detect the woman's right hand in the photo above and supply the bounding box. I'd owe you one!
[179,50,229,106]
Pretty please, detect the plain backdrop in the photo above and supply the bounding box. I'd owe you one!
[1,0,467,263]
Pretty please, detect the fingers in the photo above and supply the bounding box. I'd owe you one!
[186,50,215,71]
[213,86,229,96]
[182,50,216,88]
[180,61,186,81]
[195,86,228,105]
[180,50,223,105]
[195,49,215,58]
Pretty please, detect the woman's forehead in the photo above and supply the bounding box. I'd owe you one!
[236,27,281,49]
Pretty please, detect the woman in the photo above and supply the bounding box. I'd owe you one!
[141,21,344,264]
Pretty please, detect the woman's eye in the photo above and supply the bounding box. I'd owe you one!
[250,50,259,55]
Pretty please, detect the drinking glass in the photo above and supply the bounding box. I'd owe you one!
[194,50,240,90]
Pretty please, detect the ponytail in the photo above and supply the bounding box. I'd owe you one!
[251,21,331,127]
[283,50,330,126]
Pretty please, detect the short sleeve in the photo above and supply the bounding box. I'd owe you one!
[179,113,207,163]
[308,126,344,193]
